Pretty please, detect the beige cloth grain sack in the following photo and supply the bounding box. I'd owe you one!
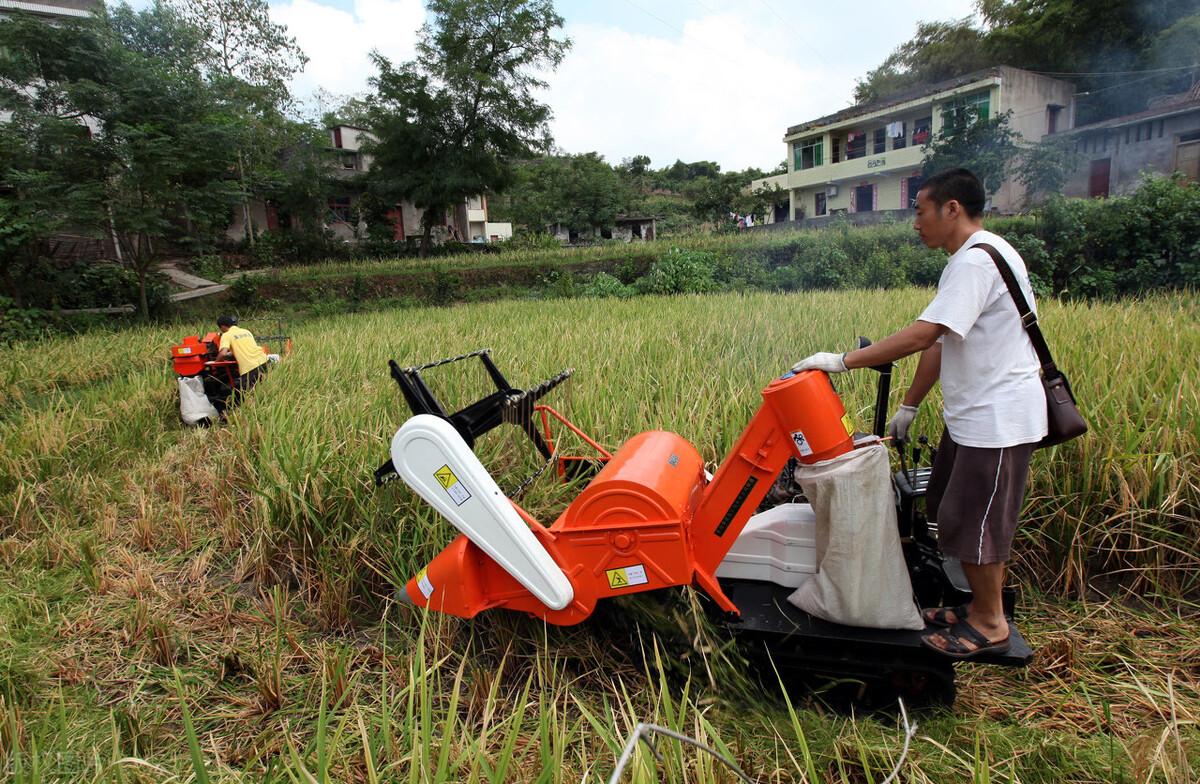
[788,442,924,630]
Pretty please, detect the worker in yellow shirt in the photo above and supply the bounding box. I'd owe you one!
[213,315,269,417]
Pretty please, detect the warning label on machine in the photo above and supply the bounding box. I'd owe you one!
[841,413,854,436]
[434,464,471,506]
[790,430,813,456]
[606,564,648,590]
[417,568,434,599]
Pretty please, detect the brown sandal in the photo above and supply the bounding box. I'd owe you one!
[921,620,1010,660]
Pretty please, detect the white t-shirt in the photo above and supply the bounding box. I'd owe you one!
[918,229,1048,448]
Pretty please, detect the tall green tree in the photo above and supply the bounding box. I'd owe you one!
[0,14,111,306]
[99,5,242,316]
[496,153,629,235]
[921,111,1019,197]
[366,0,570,256]
[170,0,307,246]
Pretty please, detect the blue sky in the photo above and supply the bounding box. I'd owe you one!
[253,0,979,170]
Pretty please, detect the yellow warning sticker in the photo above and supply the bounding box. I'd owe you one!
[841,413,854,436]
[606,564,648,590]
[416,567,434,599]
[434,464,471,506]
[434,465,458,489]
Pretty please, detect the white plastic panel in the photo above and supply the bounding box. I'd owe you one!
[391,414,574,610]
[715,503,818,588]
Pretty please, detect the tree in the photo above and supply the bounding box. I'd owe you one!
[497,153,629,234]
[921,111,1019,197]
[0,14,111,306]
[366,0,569,257]
[98,11,241,317]
[854,19,987,105]
[169,0,307,246]
[1016,136,1080,205]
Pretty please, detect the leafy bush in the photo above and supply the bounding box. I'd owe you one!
[788,241,849,289]
[638,248,719,295]
[581,271,633,298]
[229,274,262,308]
[0,296,48,346]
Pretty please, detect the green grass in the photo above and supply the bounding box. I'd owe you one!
[0,288,1197,781]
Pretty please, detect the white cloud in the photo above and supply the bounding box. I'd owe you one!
[542,13,855,172]
[264,0,978,171]
[271,0,424,100]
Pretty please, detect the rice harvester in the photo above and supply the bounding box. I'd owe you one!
[170,326,291,426]
[374,347,1033,703]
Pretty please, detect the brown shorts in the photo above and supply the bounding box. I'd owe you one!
[925,428,1035,565]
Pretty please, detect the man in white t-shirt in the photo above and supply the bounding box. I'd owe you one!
[790,168,1046,660]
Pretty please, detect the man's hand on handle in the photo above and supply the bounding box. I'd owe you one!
[887,404,919,443]
[791,352,848,374]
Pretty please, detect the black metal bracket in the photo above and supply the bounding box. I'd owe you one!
[375,349,573,486]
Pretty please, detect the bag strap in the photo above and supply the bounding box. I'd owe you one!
[970,242,1058,377]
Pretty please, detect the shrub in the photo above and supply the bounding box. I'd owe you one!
[0,296,48,346]
[789,241,849,289]
[637,248,719,295]
[581,272,633,298]
[229,274,262,308]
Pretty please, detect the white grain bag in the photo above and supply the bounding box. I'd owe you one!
[178,376,218,425]
[789,442,924,630]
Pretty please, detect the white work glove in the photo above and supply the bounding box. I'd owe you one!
[267,353,281,363]
[791,352,848,374]
[887,404,919,443]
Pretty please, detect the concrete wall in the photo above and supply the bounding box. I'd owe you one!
[1061,109,1200,198]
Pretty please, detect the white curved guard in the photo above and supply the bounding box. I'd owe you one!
[391,414,574,611]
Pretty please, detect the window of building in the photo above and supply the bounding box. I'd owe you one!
[873,128,886,155]
[831,135,841,163]
[814,191,827,216]
[912,117,932,146]
[329,196,352,223]
[846,130,866,160]
[889,121,907,149]
[332,127,343,148]
[340,152,358,170]
[794,137,823,170]
[940,92,990,131]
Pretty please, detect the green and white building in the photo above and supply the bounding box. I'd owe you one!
[753,66,1076,222]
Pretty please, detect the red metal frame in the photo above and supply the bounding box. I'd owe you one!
[534,404,613,480]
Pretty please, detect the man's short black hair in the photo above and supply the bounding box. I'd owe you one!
[917,168,986,219]
[216,314,237,327]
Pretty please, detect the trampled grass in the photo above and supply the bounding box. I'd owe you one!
[0,288,1197,781]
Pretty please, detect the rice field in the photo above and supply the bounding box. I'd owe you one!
[0,288,1197,782]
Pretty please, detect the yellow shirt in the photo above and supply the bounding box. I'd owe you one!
[219,326,268,376]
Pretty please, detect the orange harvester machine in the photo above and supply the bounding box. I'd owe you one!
[396,368,854,624]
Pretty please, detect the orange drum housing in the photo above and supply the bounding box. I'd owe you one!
[762,370,855,464]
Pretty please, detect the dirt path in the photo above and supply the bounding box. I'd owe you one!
[157,259,228,302]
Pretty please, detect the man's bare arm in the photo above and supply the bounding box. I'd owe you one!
[842,320,947,369]
[902,341,941,407]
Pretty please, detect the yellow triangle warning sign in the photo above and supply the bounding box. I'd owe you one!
[434,465,457,489]
[606,568,629,589]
